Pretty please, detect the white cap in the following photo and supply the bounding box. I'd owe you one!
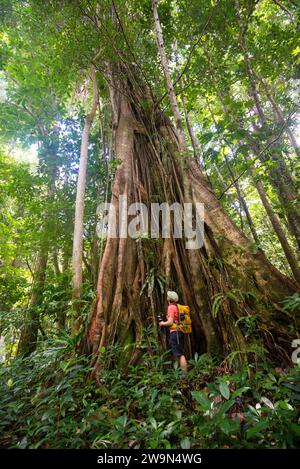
[167,291,179,302]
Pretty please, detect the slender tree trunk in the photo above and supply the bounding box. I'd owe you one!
[72,66,99,306]
[53,250,61,277]
[17,249,48,357]
[17,148,57,356]
[238,191,259,244]
[213,162,244,232]
[223,155,260,245]
[254,74,300,158]
[212,84,300,278]
[204,91,261,246]
[236,6,300,249]
[245,153,300,284]
[250,133,300,250]
[180,79,201,162]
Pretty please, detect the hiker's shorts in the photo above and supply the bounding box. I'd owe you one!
[169,331,184,357]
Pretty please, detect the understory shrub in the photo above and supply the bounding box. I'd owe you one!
[0,334,299,449]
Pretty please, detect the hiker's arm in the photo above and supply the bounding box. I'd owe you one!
[159,316,173,327]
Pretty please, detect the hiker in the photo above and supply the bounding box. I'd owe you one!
[159,291,188,373]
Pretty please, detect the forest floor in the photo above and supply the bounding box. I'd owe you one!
[0,336,300,449]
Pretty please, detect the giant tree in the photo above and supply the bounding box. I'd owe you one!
[3,0,299,366]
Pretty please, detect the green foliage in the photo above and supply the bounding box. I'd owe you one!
[0,338,299,449]
[235,314,259,339]
[0,0,299,451]
[190,363,300,449]
[0,152,42,311]
[281,293,300,313]
[141,267,165,298]
[212,289,257,318]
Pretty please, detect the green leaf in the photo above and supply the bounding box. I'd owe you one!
[180,438,191,449]
[191,391,211,409]
[246,421,269,439]
[292,46,300,56]
[7,378,13,388]
[231,386,250,399]
[219,399,235,414]
[290,423,300,436]
[219,418,234,435]
[219,382,230,400]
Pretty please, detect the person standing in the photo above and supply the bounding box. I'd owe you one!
[159,291,188,373]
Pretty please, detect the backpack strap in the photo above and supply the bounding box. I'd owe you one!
[174,304,179,325]
[176,304,180,343]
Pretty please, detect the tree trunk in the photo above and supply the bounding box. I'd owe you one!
[72,66,99,311]
[81,45,299,370]
[17,249,48,357]
[53,249,61,277]
[210,82,300,282]
[84,67,299,368]
[237,7,300,249]
[152,0,221,354]
[244,153,300,284]
[223,155,260,246]
[204,91,261,246]
[17,143,58,357]
[180,78,202,163]
[254,74,300,158]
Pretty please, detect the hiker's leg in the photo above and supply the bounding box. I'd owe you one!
[179,355,188,372]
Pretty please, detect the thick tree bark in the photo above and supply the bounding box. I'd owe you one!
[152,0,221,353]
[72,66,99,303]
[82,22,299,371]
[83,67,299,369]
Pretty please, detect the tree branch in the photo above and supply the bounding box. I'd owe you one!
[154,0,219,110]
[218,108,298,200]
